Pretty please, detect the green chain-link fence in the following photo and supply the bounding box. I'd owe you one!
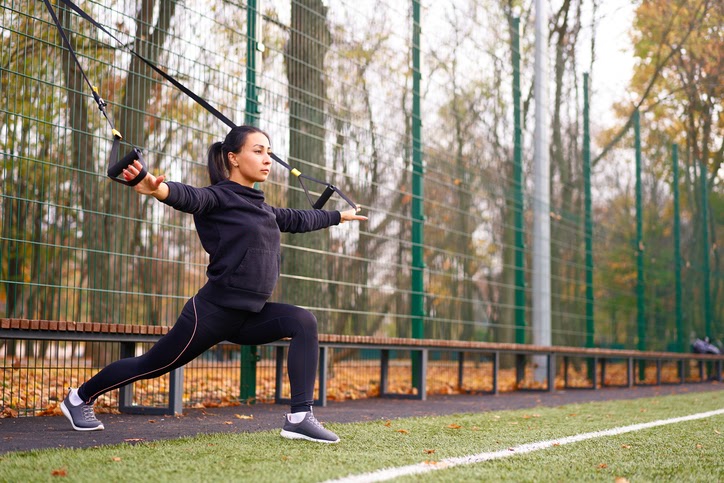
[1,0,721,412]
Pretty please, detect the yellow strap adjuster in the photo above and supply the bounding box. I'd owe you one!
[291,168,301,177]
[112,129,123,140]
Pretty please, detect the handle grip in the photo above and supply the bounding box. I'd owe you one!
[107,147,147,186]
[313,185,336,209]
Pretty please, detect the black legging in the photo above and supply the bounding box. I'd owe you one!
[78,296,319,413]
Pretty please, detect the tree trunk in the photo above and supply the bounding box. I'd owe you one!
[283,0,332,310]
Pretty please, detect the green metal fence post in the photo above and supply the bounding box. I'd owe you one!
[634,110,646,379]
[583,73,594,379]
[699,156,712,340]
[240,0,261,402]
[511,15,527,384]
[245,0,261,126]
[411,0,425,389]
[672,144,684,354]
[511,16,526,345]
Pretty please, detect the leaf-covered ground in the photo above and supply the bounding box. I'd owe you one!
[0,358,700,418]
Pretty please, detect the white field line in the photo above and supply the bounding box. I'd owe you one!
[325,408,724,483]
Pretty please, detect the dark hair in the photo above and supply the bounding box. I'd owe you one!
[207,125,270,184]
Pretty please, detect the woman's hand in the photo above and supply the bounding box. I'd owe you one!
[339,208,368,224]
[122,160,169,200]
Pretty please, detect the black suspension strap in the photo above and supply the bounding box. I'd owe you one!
[43,0,147,187]
[47,0,358,210]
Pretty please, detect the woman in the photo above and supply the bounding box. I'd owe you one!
[61,125,367,443]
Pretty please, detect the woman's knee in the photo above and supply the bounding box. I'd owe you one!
[290,307,318,336]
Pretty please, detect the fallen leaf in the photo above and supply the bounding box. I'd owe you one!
[447,424,462,429]
[147,420,157,424]
[234,414,253,420]
[224,421,233,425]
[51,468,67,477]
[552,443,561,447]
[1,407,18,418]
[123,438,144,443]
[714,430,720,435]
[598,463,608,469]
[384,420,392,427]
[568,413,577,417]
[423,460,438,465]
[640,409,647,413]
[621,444,631,449]
[471,426,479,431]
[696,444,703,449]
[614,477,630,483]
[396,429,409,434]
[423,449,436,454]
[111,457,122,462]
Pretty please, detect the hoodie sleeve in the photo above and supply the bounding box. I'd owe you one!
[271,207,341,233]
[160,181,222,215]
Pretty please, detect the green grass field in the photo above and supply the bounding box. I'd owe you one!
[1,391,722,482]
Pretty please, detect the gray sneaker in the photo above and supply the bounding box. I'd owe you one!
[60,389,104,431]
[280,411,339,443]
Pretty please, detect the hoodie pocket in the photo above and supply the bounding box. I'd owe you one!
[228,247,280,295]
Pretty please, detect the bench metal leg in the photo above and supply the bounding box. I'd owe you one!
[627,358,634,388]
[380,349,390,396]
[547,354,556,392]
[415,349,427,401]
[457,352,464,390]
[118,342,184,415]
[318,346,328,407]
[492,351,499,395]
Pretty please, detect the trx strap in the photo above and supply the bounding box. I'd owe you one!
[45,0,357,210]
[43,0,147,186]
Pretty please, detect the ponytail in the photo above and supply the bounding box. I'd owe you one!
[206,125,270,185]
[207,141,227,185]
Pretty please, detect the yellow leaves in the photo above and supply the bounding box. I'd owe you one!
[423,449,436,454]
[111,457,122,462]
[615,478,630,483]
[621,444,632,449]
[234,414,253,420]
[396,429,409,434]
[447,423,462,429]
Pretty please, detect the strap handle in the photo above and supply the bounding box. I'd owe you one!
[107,133,147,186]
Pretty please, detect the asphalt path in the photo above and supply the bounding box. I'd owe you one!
[1,382,721,454]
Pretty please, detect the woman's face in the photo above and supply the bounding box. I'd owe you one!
[228,132,272,187]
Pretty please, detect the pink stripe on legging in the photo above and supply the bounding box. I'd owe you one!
[85,296,199,403]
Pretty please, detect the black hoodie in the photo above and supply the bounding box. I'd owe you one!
[162,180,341,312]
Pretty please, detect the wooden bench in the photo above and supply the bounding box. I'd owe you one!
[2,318,723,413]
